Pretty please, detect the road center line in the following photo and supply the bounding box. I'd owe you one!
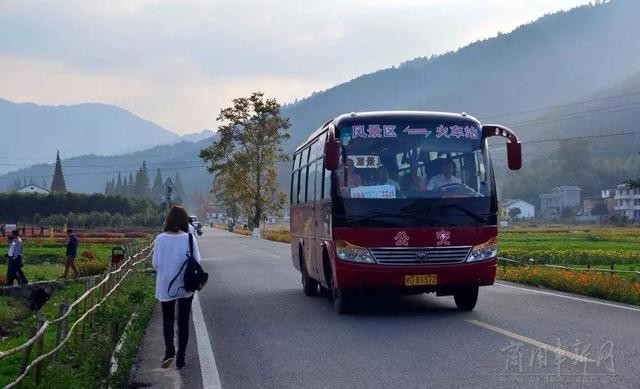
[466,319,593,363]
[495,282,640,313]
[192,292,222,389]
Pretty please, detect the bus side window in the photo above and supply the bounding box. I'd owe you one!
[290,153,298,204]
[323,165,331,199]
[295,170,302,204]
[308,161,317,201]
[300,165,308,203]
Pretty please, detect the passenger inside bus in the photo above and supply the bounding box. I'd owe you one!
[426,159,462,190]
[373,166,400,191]
[339,158,362,188]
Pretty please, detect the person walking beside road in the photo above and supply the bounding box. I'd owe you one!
[152,205,201,370]
[6,230,28,285]
[63,228,80,278]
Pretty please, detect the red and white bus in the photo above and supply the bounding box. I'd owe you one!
[290,111,521,313]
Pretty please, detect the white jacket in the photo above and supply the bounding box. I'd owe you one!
[152,232,202,302]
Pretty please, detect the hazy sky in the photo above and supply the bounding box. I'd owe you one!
[0,0,592,135]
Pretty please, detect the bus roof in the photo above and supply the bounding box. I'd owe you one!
[298,111,482,152]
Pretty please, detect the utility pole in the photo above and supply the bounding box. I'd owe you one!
[165,177,175,208]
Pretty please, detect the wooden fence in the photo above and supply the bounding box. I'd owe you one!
[0,241,154,388]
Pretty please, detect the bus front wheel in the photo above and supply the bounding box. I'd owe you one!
[332,287,354,314]
[454,287,479,311]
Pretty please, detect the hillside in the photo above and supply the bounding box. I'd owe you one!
[4,0,640,203]
[0,138,214,197]
[0,98,181,173]
[281,0,640,150]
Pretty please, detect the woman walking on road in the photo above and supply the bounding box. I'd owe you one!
[152,205,201,370]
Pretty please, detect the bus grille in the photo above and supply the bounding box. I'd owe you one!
[369,246,472,265]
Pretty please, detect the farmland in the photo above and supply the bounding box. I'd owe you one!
[1,232,154,283]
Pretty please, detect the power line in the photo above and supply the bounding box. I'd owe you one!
[480,88,640,121]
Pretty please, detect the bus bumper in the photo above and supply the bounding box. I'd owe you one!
[334,258,497,292]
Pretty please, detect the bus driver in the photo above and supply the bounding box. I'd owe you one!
[427,159,461,190]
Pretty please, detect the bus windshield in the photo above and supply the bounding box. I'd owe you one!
[336,122,491,200]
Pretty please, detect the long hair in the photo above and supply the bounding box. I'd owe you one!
[163,205,190,233]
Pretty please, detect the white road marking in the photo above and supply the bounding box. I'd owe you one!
[271,254,282,259]
[495,282,640,313]
[466,320,593,363]
[192,292,222,389]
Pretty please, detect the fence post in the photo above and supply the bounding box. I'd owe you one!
[63,294,70,337]
[34,312,46,384]
[636,272,640,284]
[54,301,67,358]
[73,291,79,344]
[610,264,615,276]
[19,325,40,374]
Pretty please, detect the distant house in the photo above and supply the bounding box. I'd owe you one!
[539,186,582,217]
[502,199,535,219]
[610,183,640,220]
[601,188,618,215]
[16,184,50,194]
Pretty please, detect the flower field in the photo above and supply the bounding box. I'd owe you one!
[497,265,640,305]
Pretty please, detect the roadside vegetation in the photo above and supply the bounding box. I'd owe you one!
[0,232,154,283]
[0,257,155,388]
[498,265,640,306]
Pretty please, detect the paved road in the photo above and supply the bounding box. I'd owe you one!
[155,228,640,388]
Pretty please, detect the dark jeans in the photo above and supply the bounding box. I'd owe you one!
[6,258,28,285]
[161,295,193,357]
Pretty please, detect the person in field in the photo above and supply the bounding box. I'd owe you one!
[7,230,28,285]
[153,205,201,370]
[63,228,80,278]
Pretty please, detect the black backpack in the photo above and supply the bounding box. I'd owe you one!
[167,233,209,297]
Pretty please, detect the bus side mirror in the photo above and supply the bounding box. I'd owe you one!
[482,124,522,171]
[506,141,522,170]
[324,140,340,171]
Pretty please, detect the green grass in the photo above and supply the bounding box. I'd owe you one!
[0,263,66,283]
[0,272,156,388]
[0,296,31,336]
[22,242,115,264]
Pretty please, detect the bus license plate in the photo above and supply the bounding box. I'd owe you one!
[404,274,437,286]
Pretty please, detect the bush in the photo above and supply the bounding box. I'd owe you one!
[77,258,110,276]
[262,228,290,243]
[80,250,97,260]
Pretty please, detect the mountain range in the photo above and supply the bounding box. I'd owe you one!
[2,0,640,202]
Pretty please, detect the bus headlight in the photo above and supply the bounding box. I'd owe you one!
[466,237,498,262]
[335,240,376,264]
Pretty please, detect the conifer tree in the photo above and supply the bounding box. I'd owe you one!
[115,173,123,195]
[152,168,164,203]
[134,161,151,199]
[50,151,67,192]
[174,172,186,203]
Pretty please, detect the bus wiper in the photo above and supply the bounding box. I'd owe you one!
[438,204,488,223]
[346,211,404,224]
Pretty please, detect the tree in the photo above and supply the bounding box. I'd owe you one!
[50,151,67,192]
[134,161,151,199]
[152,168,164,203]
[115,173,123,195]
[211,169,244,227]
[508,207,522,219]
[128,172,135,197]
[174,172,186,204]
[200,92,290,229]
